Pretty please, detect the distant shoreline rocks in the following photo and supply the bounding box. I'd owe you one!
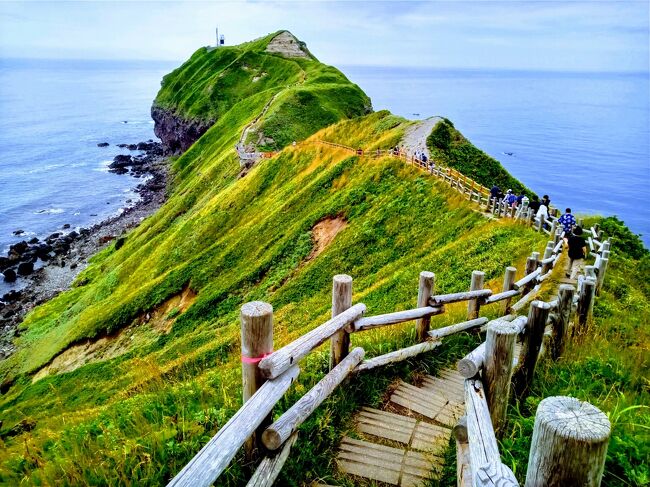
[0,138,169,360]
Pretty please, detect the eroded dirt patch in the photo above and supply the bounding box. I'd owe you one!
[309,216,348,260]
[32,286,197,382]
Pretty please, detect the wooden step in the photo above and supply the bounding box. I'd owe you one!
[420,375,464,402]
[390,381,464,427]
[337,437,441,486]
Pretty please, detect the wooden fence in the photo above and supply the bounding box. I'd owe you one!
[167,213,612,486]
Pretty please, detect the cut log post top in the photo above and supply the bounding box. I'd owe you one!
[262,347,364,450]
[259,303,366,379]
[525,396,611,487]
[429,288,492,306]
[458,316,526,378]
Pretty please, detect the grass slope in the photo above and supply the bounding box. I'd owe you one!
[427,118,528,194]
[0,110,547,485]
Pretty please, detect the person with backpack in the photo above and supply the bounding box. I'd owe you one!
[566,226,587,279]
[490,185,501,201]
[557,208,577,235]
[528,195,541,214]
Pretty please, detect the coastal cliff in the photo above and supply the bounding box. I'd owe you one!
[151,30,371,154]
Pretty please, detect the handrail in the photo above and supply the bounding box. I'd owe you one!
[169,184,613,486]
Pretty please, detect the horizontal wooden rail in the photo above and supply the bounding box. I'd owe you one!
[482,289,520,305]
[262,348,364,450]
[513,268,541,290]
[429,289,493,306]
[259,304,366,379]
[167,366,300,487]
[354,340,442,373]
[428,317,488,339]
[348,306,443,332]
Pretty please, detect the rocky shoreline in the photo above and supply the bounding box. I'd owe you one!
[0,142,169,360]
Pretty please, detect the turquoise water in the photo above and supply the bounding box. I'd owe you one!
[341,66,650,245]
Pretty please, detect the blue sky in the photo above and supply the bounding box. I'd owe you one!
[1,1,648,72]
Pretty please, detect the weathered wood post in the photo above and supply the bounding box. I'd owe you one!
[330,274,352,369]
[467,270,485,320]
[595,257,608,295]
[602,239,611,252]
[541,241,554,274]
[523,256,538,295]
[240,301,274,458]
[585,264,597,281]
[484,320,518,435]
[550,219,558,239]
[514,300,550,397]
[537,214,544,232]
[525,396,610,487]
[501,266,517,316]
[416,271,435,341]
[552,284,574,360]
[576,277,596,335]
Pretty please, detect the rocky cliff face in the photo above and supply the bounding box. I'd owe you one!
[151,105,214,155]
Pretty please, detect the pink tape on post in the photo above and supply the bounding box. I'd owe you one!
[241,351,272,364]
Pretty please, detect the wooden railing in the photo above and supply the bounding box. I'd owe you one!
[167,221,612,486]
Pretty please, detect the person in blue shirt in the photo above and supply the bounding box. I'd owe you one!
[558,208,577,234]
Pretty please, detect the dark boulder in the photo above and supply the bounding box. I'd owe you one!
[2,269,16,282]
[68,231,79,239]
[127,144,138,150]
[1,290,21,302]
[17,262,33,276]
[115,237,126,250]
[0,257,9,271]
[28,237,39,244]
[62,223,70,229]
[117,143,128,148]
[46,232,61,241]
[109,154,133,168]
[9,241,28,255]
[12,229,24,236]
[97,142,109,147]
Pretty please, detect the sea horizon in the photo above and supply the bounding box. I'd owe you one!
[1,57,648,272]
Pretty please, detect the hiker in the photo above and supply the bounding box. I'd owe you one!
[421,153,428,163]
[557,208,577,235]
[528,195,541,214]
[541,194,551,209]
[490,185,500,201]
[504,189,517,207]
[536,200,548,224]
[566,226,587,279]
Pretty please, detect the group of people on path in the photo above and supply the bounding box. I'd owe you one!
[489,184,586,279]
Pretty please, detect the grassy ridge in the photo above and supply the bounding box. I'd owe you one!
[153,30,371,151]
[0,110,548,484]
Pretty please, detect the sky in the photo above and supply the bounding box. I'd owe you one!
[0,1,648,72]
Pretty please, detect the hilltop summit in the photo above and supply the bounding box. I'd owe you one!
[151,30,369,154]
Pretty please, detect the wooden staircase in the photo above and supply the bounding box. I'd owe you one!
[335,368,466,486]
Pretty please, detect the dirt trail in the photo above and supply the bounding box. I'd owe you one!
[401,117,442,158]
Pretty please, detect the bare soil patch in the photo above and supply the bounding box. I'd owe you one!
[308,216,348,260]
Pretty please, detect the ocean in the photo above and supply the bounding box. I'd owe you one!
[0,60,648,295]
[341,66,650,246]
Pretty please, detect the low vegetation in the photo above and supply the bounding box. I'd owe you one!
[0,31,646,486]
[427,118,528,194]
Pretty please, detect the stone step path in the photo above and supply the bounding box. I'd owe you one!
[336,368,466,486]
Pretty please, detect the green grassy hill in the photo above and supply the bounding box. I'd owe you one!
[0,32,647,487]
[153,30,371,152]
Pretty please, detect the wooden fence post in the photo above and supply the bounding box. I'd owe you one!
[467,270,485,320]
[484,320,518,435]
[595,257,608,295]
[525,396,610,487]
[576,277,596,335]
[552,284,574,360]
[541,242,554,274]
[514,300,550,397]
[523,256,538,295]
[500,266,517,316]
[241,301,274,458]
[416,271,435,341]
[330,274,352,369]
